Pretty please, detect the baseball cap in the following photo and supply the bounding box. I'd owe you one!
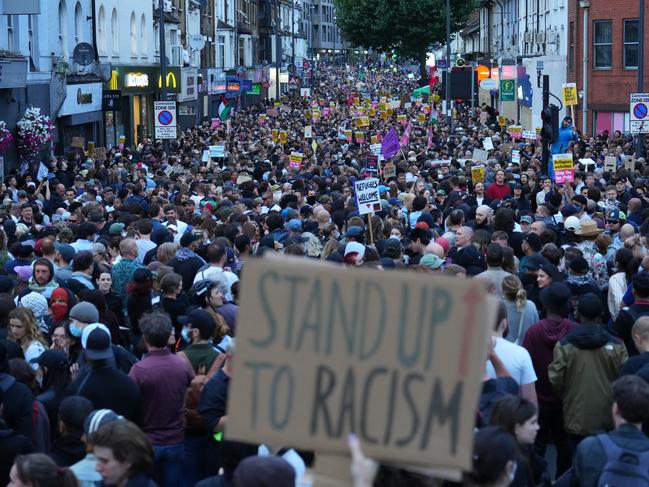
[420,253,445,270]
[563,215,582,233]
[179,309,215,330]
[81,323,113,359]
[520,215,533,225]
[344,242,366,259]
[286,219,302,232]
[526,253,548,271]
[345,226,364,239]
[180,232,203,247]
[29,349,68,370]
[133,267,153,283]
[608,209,626,222]
[109,223,125,236]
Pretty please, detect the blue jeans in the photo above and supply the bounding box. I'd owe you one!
[154,442,185,487]
[184,436,206,486]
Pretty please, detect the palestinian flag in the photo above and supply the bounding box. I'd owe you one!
[218,97,231,121]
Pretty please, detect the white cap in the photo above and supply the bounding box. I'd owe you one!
[81,323,111,349]
[564,215,582,233]
[344,242,366,259]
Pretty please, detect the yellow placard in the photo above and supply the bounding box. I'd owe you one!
[471,166,486,183]
[279,130,288,144]
[354,132,365,144]
[271,129,279,142]
[359,116,370,127]
[380,111,388,120]
[343,129,352,140]
[370,135,379,144]
[274,102,281,107]
[498,116,507,126]
[368,107,376,117]
[378,103,386,111]
[562,83,578,106]
[305,110,311,119]
[418,114,426,124]
[397,114,407,123]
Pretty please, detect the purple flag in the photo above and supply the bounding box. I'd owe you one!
[381,128,400,159]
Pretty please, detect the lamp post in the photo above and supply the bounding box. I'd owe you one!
[158,0,168,153]
[445,0,452,131]
[579,0,590,135]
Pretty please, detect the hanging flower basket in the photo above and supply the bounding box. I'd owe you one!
[0,121,13,154]
[16,107,53,162]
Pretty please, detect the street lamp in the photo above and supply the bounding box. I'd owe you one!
[579,0,590,134]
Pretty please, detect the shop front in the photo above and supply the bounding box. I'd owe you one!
[57,80,103,154]
[177,67,199,130]
[207,70,227,118]
[106,66,181,148]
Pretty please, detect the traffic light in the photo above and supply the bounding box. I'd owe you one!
[541,105,559,143]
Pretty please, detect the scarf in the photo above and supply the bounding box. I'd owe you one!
[28,277,59,295]
[176,247,206,264]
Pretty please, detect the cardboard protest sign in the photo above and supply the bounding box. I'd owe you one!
[94,147,107,162]
[226,255,495,470]
[625,155,636,171]
[553,154,575,184]
[280,131,288,144]
[355,177,381,215]
[304,126,313,139]
[71,136,85,149]
[483,137,494,151]
[289,152,303,170]
[472,148,488,162]
[383,161,397,179]
[605,156,617,172]
[471,166,485,183]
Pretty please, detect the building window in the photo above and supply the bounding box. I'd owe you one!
[218,35,225,67]
[7,15,14,52]
[624,19,639,68]
[111,8,118,54]
[130,12,137,55]
[98,5,106,54]
[59,1,68,56]
[75,2,83,44]
[593,20,612,69]
[140,14,147,54]
[569,22,574,70]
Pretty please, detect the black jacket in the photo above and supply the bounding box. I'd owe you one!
[50,432,86,466]
[65,363,141,422]
[0,374,33,441]
[613,301,649,355]
[169,256,205,292]
[0,420,32,485]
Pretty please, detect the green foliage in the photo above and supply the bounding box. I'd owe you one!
[334,0,476,61]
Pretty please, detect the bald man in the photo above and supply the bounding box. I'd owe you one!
[447,226,486,276]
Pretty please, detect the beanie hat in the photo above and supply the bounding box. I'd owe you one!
[69,301,99,324]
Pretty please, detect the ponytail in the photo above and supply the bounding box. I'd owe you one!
[515,289,527,312]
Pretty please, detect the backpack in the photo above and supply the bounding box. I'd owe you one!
[596,434,649,487]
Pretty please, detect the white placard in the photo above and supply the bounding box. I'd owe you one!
[483,137,494,151]
[355,177,381,216]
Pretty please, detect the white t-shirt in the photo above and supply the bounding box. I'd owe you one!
[193,266,239,302]
[486,337,537,385]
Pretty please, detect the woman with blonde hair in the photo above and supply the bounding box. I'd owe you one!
[502,275,539,344]
[8,307,48,368]
[156,242,179,265]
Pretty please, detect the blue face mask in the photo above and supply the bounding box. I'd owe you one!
[69,323,83,338]
[182,327,191,343]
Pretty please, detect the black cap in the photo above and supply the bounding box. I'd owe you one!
[569,256,589,275]
[133,268,153,283]
[179,309,215,330]
[525,253,548,271]
[84,326,113,360]
[180,232,203,247]
[540,282,572,311]
[29,349,68,370]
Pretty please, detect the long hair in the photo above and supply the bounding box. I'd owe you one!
[13,453,79,487]
[89,421,154,477]
[502,275,527,312]
[8,307,48,349]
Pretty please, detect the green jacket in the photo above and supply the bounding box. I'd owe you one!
[548,324,628,436]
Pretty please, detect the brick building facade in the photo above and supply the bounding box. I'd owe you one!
[567,0,648,136]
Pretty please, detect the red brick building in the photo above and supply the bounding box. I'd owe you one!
[567,0,649,136]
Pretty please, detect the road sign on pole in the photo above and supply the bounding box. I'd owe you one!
[154,100,177,139]
[630,93,649,134]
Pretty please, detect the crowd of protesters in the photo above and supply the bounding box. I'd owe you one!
[1,60,649,486]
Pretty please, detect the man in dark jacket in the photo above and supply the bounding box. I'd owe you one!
[614,273,649,355]
[549,294,628,451]
[65,325,141,422]
[168,233,207,292]
[571,375,649,486]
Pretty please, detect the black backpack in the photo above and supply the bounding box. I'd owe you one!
[596,434,649,486]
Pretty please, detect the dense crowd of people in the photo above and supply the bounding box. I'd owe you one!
[1,61,649,486]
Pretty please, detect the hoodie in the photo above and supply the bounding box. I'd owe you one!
[522,317,578,404]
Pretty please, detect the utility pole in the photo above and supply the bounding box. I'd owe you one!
[158,0,168,153]
[637,0,645,158]
[291,1,295,65]
[445,0,452,131]
[542,74,550,175]
[275,0,281,101]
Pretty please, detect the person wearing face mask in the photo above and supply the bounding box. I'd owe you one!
[47,287,74,329]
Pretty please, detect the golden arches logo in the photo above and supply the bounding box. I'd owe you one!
[158,72,177,89]
[109,70,118,90]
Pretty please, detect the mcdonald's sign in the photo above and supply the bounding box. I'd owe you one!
[113,66,181,94]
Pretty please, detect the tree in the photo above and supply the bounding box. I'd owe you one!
[334,0,476,79]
